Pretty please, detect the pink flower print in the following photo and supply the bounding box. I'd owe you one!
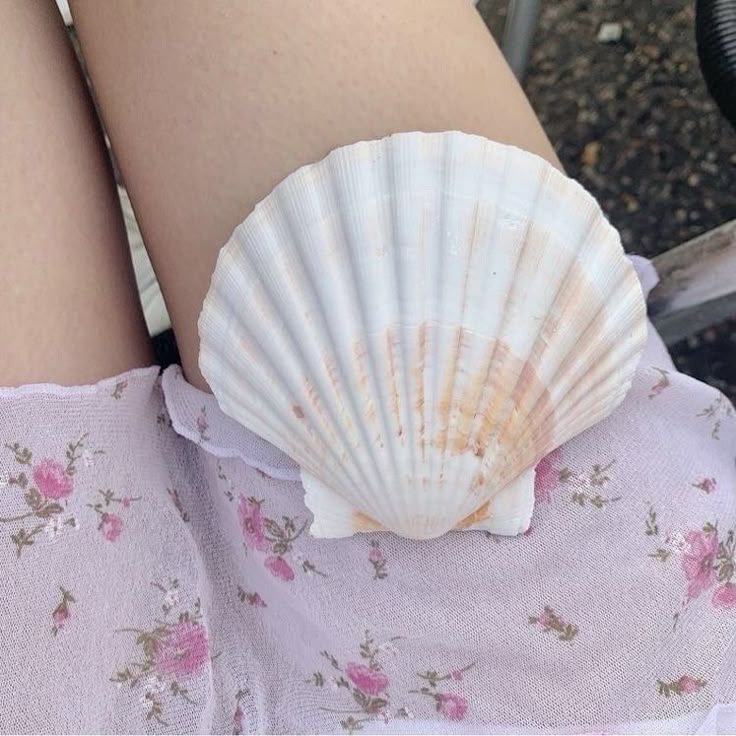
[238,496,270,552]
[52,607,69,629]
[232,688,249,735]
[436,693,467,721]
[307,633,406,731]
[196,407,210,441]
[648,368,670,399]
[100,512,124,541]
[250,592,267,608]
[265,555,294,581]
[233,706,244,735]
[681,530,718,599]
[51,587,75,636]
[87,489,139,539]
[529,606,578,641]
[537,610,552,627]
[411,663,474,720]
[677,675,703,694]
[657,674,707,697]
[712,582,736,608]
[368,539,389,579]
[345,662,389,695]
[154,621,209,679]
[237,586,268,608]
[534,448,561,503]
[113,597,209,722]
[693,477,717,494]
[32,459,73,500]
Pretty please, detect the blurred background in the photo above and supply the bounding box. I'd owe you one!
[479,0,736,403]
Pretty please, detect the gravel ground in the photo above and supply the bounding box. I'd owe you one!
[478,0,736,404]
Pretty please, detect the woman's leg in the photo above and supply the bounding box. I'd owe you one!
[70,0,558,391]
[0,0,152,387]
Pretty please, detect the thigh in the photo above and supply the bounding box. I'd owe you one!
[0,0,152,387]
[70,0,559,391]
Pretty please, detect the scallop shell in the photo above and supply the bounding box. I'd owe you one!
[199,131,647,539]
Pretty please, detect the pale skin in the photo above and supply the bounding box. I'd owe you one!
[0,0,560,391]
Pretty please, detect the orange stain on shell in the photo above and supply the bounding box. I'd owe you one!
[385,328,402,435]
[351,510,383,532]
[429,325,553,474]
[455,500,491,529]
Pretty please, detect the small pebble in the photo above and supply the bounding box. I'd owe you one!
[597,22,623,43]
[703,328,717,343]
[687,173,700,186]
[640,44,662,61]
[622,192,640,212]
[599,86,616,101]
[675,208,688,223]
[581,140,601,166]
[577,109,598,124]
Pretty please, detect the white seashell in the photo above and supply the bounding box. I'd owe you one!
[199,131,647,540]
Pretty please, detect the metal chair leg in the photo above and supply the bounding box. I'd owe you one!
[502,0,542,80]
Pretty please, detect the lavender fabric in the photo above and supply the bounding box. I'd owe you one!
[0,260,734,734]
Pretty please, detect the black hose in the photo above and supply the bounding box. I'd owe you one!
[696,0,736,130]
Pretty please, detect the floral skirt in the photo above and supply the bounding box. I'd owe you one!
[0,259,735,735]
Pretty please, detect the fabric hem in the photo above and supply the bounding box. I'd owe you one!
[160,365,301,482]
[0,365,160,398]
